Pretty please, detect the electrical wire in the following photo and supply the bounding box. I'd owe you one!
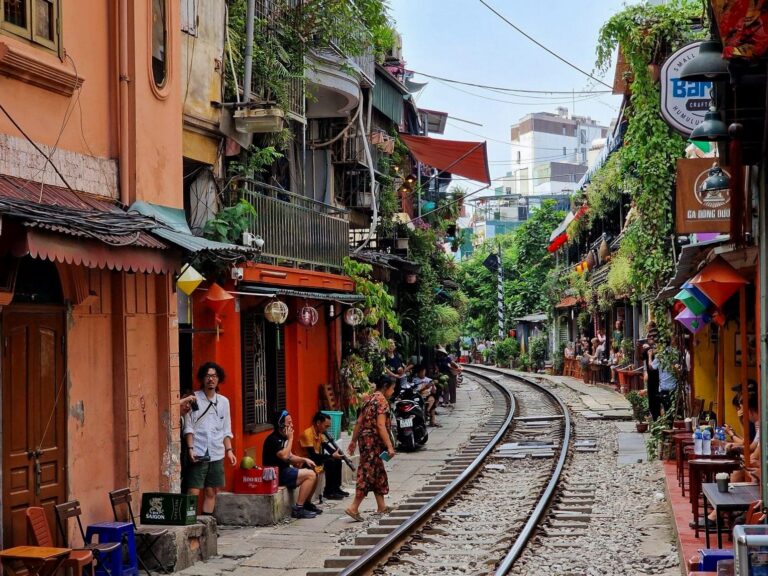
[432,77,602,106]
[476,0,613,90]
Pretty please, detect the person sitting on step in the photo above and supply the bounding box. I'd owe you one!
[299,412,349,501]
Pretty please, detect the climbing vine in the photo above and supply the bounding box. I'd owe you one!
[595,0,704,298]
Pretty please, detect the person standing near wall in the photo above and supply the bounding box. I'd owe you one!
[183,362,237,514]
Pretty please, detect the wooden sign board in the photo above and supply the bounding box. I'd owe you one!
[675,157,731,234]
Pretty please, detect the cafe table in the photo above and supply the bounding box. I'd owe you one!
[0,546,70,576]
[702,482,760,549]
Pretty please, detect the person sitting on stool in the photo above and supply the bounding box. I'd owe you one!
[299,412,349,501]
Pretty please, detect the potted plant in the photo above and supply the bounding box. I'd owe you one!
[516,352,531,372]
[625,390,649,432]
[529,335,547,372]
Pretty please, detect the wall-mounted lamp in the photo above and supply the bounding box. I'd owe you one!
[690,107,729,142]
[699,163,730,199]
[679,40,729,82]
[254,234,265,249]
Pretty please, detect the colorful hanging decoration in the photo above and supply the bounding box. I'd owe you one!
[675,307,710,334]
[264,299,289,324]
[689,257,748,308]
[177,265,204,295]
[344,307,364,326]
[205,283,234,340]
[674,286,711,316]
[711,309,727,327]
[298,305,319,327]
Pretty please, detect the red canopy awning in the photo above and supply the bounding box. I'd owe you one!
[399,134,491,184]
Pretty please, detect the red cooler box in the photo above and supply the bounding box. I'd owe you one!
[234,466,279,495]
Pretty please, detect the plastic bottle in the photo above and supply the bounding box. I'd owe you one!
[716,427,726,455]
[694,428,703,455]
[702,428,712,456]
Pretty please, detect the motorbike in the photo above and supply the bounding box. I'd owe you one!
[391,381,429,451]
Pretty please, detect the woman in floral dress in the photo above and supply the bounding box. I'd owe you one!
[345,376,396,521]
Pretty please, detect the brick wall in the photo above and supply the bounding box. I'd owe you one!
[0,133,118,198]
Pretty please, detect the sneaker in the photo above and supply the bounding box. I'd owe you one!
[291,505,317,519]
[323,492,344,500]
[303,501,324,514]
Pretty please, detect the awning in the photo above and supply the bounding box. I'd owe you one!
[129,201,257,258]
[514,313,548,323]
[236,285,364,303]
[656,236,729,300]
[555,295,579,309]
[399,134,491,184]
[547,205,588,252]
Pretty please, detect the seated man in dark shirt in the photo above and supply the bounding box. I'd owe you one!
[299,412,349,500]
[262,409,321,519]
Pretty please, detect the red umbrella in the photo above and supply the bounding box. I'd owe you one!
[689,257,748,308]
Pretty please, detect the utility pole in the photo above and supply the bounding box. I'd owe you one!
[497,240,505,340]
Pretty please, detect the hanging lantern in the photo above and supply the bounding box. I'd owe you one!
[204,283,234,340]
[675,307,710,334]
[177,265,204,296]
[689,257,748,309]
[674,286,711,316]
[344,307,364,326]
[264,299,289,324]
[298,305,319,327]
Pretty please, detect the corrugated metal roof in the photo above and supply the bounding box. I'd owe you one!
[656,236,729,300]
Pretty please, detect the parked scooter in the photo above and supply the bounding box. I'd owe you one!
[392,381,428,451]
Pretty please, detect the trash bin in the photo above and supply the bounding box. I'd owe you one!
[321,410,343,440]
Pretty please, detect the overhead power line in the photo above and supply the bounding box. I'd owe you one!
[407,69,612,95]
[476,0,613,90]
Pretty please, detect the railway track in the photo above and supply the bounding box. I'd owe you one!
[310,367,573,576]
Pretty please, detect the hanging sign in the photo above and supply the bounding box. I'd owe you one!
[660,41,714,136]
[675,158,731,234]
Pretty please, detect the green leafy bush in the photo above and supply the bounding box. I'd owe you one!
[494,337,519,367]
[625,390,649,423]
[203,199,257,244]
[529,336,548,371]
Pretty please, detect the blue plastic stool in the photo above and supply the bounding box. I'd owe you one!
[86,521,139,576]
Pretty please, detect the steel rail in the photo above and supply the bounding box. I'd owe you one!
[466,365,573,575]
[338,374,515,576]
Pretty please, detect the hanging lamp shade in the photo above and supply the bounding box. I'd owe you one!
[344,307,364,326]
[298,305,319,327]
[700,164,730,200]
[679,40,729,81]
[690,108,729,142]
[205,282,234,316]
[177,265,204,296]
[711,309,727,327]
[675,307,710,334]
[264,299,289,324]
[689,257,748,308]
[674,287,710,316]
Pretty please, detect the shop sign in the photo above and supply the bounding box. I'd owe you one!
[660,42,713,136]
[675,157,731,234]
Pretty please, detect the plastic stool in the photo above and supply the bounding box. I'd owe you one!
[86,521,139,576]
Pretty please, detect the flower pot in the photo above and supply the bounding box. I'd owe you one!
[636,422,648,433]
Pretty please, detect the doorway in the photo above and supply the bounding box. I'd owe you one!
[2,258,67,547]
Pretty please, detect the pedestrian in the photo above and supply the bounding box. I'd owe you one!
[299,412,349,501]
[262,409,322,519]
[384,339,411,394]
[182,362,237,515]
[436,345,462,407]
[345,376,396,521]
[642,332,661,421]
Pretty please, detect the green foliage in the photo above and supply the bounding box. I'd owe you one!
[516,352,531,372]
[494,337,520,367]
[432,304,462,345]
[625,390,650,423]
[585,152,625,219]
[606,253,631,297]
[553,341,567,375]
[202,199,257,244]
[529,335,548,370]
[340,353,373,429]
[576,310,591,334]
[343,258,400,332]
[227,146,284,180]
[595,0,704,298]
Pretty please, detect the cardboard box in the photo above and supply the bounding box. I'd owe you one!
[140,493,198,525]
[234,467,279,495]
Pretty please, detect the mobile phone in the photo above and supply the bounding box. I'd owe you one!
[380,450,391,462]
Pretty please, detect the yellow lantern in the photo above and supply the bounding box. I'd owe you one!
[177,265,204,296]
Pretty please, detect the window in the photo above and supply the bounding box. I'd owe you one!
[152,0,167,86]
[516,151,521,164]
[242,309,286,432]
[1,0,59,51]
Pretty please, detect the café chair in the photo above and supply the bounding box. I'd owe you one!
[27,507,94,576]
[54,500,121,576]
[108,488,170,575]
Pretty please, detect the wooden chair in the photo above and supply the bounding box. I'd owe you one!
[27,507,94,576]
[109,488,170,575]
[746,500,765,524]
[55,500,121,576]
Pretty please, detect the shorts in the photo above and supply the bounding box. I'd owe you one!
[185,458,225,489]
[279,467,299,488]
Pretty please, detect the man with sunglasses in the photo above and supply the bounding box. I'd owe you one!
[262,409,321,519]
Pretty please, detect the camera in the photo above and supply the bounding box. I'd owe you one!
[231,266,244,281]
[190,399,199,411]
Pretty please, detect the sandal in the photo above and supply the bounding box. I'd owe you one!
[376,505,394,515]
[345,508,363,522]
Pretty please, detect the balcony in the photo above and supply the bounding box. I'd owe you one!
[241,181,349,272]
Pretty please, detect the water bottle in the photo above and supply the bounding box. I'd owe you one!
[694,428,703,455]
[702,428,712,456]
[716,427,726,455]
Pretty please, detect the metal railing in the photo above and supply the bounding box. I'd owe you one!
[241,180,349,271]
[313,0,375,86]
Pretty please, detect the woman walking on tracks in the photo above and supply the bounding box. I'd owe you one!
[345,376,396,521]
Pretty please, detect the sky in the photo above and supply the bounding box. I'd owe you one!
[389,0,630,189]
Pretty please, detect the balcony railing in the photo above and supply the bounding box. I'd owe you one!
[312,1,375,86]
[241,180,349,271]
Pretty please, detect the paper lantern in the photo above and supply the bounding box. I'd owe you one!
[674,287,710,316]
[344,307,364,326]
[177,265,204,296]
[711,309,727,327]
[205,283,234,316]
[675,307,710,334]
[298,305,319,327]
[264,300,289,324]
[689,257,748,308]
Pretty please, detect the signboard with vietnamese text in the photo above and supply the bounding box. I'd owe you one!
[660,42,713,136]
[675,157,731,234]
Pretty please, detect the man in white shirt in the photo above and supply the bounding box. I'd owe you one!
[183,362,237,514]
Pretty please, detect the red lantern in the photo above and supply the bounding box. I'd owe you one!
[689,257,748,308]
[205,283,234,340]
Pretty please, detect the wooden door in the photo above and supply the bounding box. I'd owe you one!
[2,306,67,547]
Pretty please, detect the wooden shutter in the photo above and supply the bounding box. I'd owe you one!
[264,323,286,416]
[558,321,569,344]
[242,310,268,432]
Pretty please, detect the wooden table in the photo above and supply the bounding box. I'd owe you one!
[0,546,71,576]
[688,459,742,538]
[702,482,760,549]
